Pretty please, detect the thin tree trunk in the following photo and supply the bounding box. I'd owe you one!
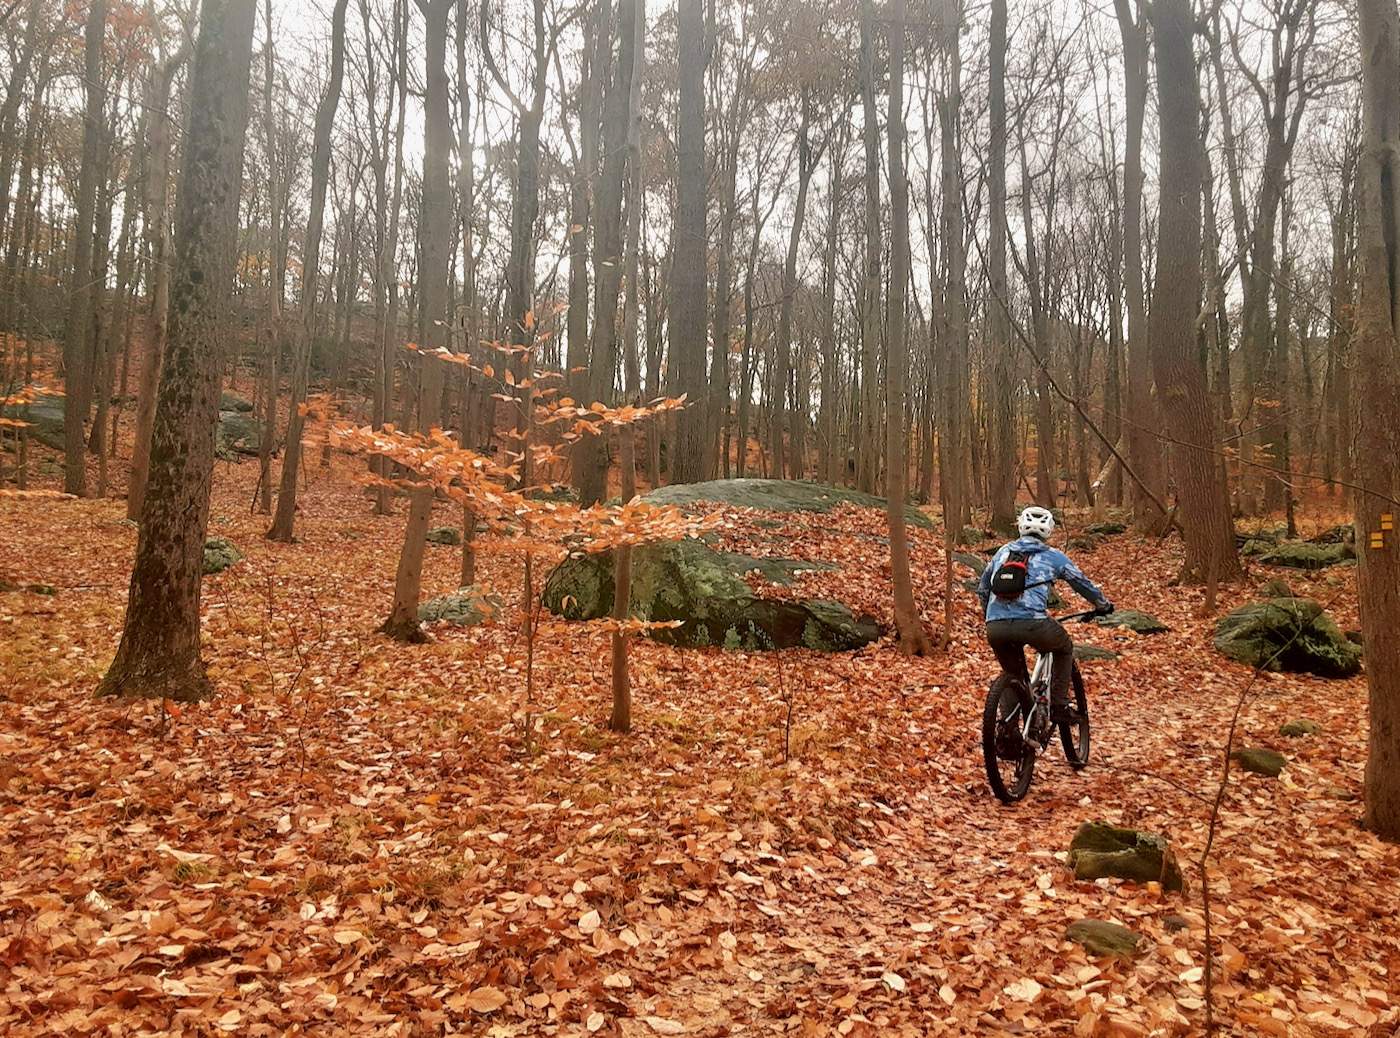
[268,0,350,542]
[986,0,1016,532]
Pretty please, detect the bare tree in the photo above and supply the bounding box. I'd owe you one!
[1148,0,1241,587]
[98,0,258,702]
[1356,0,1400,842]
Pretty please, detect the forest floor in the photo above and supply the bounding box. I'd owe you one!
[0,450,1397,1038]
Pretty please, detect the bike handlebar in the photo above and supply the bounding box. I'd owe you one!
[1058,610,1105,623]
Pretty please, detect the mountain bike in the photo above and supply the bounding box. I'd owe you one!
[982,611,1096,803]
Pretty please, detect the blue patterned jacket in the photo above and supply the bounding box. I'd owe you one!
[976,536,1109,622]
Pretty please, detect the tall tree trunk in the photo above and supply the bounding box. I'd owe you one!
[128,28,185,520]
[382,0,454,642]
[885,0,930,655]
[772,92,818,482]
[985,0,1016,532]
[1114,0,1165,530]
[669,0,708,484]
[257,0,282,515]
[1356,0,1400,842]
[856,0,882,495]
[1148,0,1240,587]
[62,0,107,498]
[98,0,257,702]
[268,0,350,542]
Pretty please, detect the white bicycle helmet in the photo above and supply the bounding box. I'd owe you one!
[1017,506,1055,540]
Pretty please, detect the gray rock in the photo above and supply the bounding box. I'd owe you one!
[1279,719,1321,738]
[1065,919,1146,958]
[220,390,255,413]
[1231,747,1287,777]
[216,409,264,458]
[1259,542,1355,569]
[1258,577,1294,599]
[0,391,66,451]
[952,552,988,576]
[1068,821,1185,891]
[1073,644,1118,663]
[426,526,462,546]
[542,538,878,652]
[1213,598,1362,678]
[1309,523,1355,546]
[642,478,933,529]
[203,537,243,575]
[1067,533,1101,552]
[1095,609,1169,635]
[1084,521,1127,536]
[1162,915,1191,933]
[418,587,502,626]
[1240,538,1276,557]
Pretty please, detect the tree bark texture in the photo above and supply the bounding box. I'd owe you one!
[1148,0,1241,587]
[1356,0,1400,842]
[98,0,258,702]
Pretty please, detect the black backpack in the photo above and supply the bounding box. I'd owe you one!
[990,549,1051,600]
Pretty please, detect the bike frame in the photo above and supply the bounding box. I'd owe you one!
[1017,610,1098,743]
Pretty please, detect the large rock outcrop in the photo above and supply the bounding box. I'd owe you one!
[1213,598,1362,678]
[542,538,878,652]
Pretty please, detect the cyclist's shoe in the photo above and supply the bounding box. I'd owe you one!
[1050,700,1082,725]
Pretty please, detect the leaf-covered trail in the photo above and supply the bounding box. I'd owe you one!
[0,465,1396,1037]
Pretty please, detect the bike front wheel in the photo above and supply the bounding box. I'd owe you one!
[983,675,1035,803]
[1058,662,1091,769]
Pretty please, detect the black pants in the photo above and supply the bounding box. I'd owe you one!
[986,618,1074,703]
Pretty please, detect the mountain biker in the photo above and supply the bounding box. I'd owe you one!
[976,506,1114,724]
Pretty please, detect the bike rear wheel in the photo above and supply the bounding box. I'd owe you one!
[982,675,1036,803]
[1058,662,1091,769]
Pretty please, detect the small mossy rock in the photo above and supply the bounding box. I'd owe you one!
[418,587,503,626]
[542,539,877,652]
[1240,538,1275,557]
[1067,821,1185,892]
[1310,523,1355,545]
[26,583,56,596]
[1213,598,1362,678]
[426,526,462,546]
[1084,521,1127,536]
[203,537,243,575]
[0,579,19,593]
[1279,719,1321,738]
[0,391,66,450]
[1258,577,1294,599]
[220,389,255,413]
[1162,915,1191,933]
[1095,609,1169,635]
[1259,542,1354,569]
[1065,919,1147,958]
[1074,644,1118,663]
[1067,533,1100,552]
[961,525,989,544]
[1326,786,1358,802]
[642,478,933,529]
[1231,746,1287,777]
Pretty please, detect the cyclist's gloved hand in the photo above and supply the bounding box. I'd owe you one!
[1095,600,1115,616]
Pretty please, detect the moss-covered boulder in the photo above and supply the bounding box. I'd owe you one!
[1067,533,1101,552]
[1258,577,1294,599]
[216,409,263,458]
[1067,821,1184,892]
[1259,542,1354,569]
[1240,538,1276,557]
[642,478,933,529]
[1074,644,1118,663]
[542,538,878,652]
[1084,521,1127,537]
[1279,719,1321,738]
[220,390,255,413]
[426,526,462,546]
[1213,598,1362,678]
[203,537,243,575]
[418,587,502,626]
[0,391,66,451]
[1236,526,1284,547]
[1065,919,1146,958]
[1310,524,1355,546]
[1231,747,1287,777]
[1094,609,1169,635]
